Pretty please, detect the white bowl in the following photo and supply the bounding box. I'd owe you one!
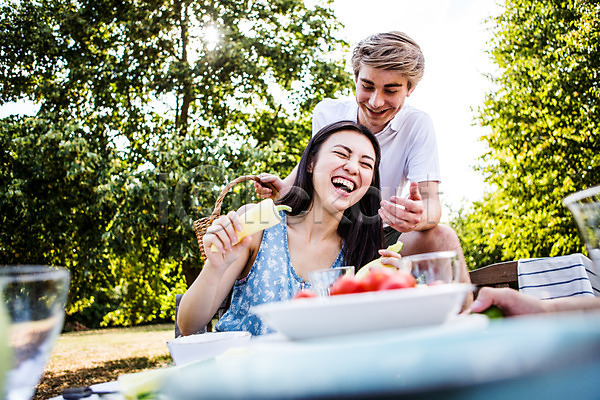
[251,283,473,340]
[167,331,252,365]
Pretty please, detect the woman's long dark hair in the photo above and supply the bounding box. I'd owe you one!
[277,121,384,268]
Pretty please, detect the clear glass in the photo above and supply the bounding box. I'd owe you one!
[0,266,70,400]
[563,185,600,271]
[309,266,355,297]
[401,251,459,285]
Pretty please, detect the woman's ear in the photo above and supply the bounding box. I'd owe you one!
[306,155,314,174]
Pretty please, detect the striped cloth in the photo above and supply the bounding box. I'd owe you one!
[518,253,600,300]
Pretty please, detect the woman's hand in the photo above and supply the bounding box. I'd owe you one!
[377,248,403,269]
[203,211,252,270]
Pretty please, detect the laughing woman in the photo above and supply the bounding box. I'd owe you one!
[178,121,387,336]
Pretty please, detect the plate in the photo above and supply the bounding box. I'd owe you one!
[251,283,472,340]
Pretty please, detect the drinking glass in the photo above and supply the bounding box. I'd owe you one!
[401,251,459,285]
[308,266,355,297]
[563,185,600,270]
[0,266,70,400]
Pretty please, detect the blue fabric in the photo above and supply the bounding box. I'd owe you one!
[214,213,344,335]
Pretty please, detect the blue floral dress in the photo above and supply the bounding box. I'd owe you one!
[214,213,344,335]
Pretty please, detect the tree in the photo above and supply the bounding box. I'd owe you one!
[0,115,124,326]
[453,0,600,269]
[0,0,352,326]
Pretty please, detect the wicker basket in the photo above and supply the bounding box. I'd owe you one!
[193,175,279,260]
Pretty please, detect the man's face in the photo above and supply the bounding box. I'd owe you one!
[355,65,415,134]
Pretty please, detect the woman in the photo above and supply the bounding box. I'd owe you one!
[178,121,392,336]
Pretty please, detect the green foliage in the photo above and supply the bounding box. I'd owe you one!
[0,0,351,326]
[452,0,599,269]
[0,116,122,325]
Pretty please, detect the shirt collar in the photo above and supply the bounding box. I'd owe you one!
[388,104,409,132]
[351,102,410,134]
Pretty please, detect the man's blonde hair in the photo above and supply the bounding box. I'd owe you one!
[351,31,425,90]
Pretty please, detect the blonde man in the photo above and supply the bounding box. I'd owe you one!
[257,32,471,289]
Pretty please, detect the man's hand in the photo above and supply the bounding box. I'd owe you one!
[378,182,425,233]
[254,173,285,199]
[254,169,297,199]
[469,287,546,316]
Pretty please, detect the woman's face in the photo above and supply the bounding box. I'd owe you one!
[309,130,377,213]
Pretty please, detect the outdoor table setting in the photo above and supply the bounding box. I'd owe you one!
[3,185,600,400]
[4,261,600,400]
[43,249,600,400]
[45,305,600,400]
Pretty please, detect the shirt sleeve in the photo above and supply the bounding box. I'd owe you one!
[405,112,441,184]
[311,98,356,136]
[311,100,330,136]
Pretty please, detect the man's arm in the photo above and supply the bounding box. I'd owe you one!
[414,180,441,231]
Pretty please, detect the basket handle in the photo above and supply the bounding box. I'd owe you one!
[193,175,279,260]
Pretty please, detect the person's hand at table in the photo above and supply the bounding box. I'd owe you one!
[379,181,424,233]
[254,173,285,199]
[471,286,600,316]
[470,287,547,316]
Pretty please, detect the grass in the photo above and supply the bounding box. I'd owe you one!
[34,324,175,400]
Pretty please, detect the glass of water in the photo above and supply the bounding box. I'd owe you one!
[308,266,355,297]
[563,185,600,271]
[401,251,460,285]
[0,265,70,400]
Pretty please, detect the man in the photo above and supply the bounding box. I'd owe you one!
[256,32,471,288]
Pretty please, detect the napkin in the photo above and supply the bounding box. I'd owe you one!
[518,253,599,299]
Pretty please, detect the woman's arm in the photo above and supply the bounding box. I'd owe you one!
[177,210,255,336]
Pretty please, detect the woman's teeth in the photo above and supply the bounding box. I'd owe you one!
[332,177,355,193]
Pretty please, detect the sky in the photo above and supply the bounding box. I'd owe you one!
[1,0,502,219]
[331,0,502,218]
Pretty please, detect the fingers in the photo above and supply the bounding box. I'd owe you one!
[203,211,242,252]
[378,249,401,259]
[258,173,278,184]
[408,181,422,201]
[377,249,402,268]
[470,287,528,316]
[469,288,495,313]
[254,180,273,199]
[379,197,422,233]
[254,173,282,199]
